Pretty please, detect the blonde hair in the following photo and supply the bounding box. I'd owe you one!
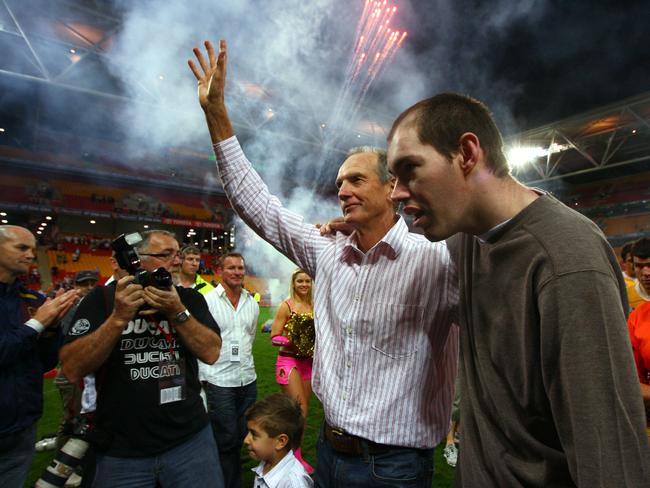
[288,269,312,306]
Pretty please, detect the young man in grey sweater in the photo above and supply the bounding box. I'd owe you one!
[387,93,650,487]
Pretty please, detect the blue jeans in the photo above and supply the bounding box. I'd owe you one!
[93,424,223,488]
[204,381,257,488]
[314,424,434,487]
[0,423,36,488]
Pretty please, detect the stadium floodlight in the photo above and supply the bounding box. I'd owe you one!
[506,143,569,169]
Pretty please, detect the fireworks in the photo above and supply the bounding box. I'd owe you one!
[312,0,408,187]
[351,0,407,91]
[330,0,407,132]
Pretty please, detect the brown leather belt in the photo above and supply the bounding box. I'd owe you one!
[323,422,393,456]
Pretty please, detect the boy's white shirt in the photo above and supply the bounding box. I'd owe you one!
[251,450,313,488]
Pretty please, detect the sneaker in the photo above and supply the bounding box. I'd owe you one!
[35,437,57,452]
[443,444,458,468]
[64,473,82,487]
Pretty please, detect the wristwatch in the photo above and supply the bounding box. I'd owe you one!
[173,309,191,323]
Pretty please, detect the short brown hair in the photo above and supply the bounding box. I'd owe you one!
[389,93,509,177]
[219,252,245,268]
[245,393,304,450]
[632,238,650,260]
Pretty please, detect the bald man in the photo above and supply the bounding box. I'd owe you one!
[0,225,78,487]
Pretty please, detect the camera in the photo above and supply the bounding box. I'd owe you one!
[35,415,92,488]
[111,233,173,289]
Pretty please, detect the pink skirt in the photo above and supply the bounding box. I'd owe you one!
[275,353,313,385]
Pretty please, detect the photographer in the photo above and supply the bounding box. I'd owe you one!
[59,230,224,487]
[0,225,78,487]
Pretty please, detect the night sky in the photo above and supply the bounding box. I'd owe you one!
[384,0,650,133]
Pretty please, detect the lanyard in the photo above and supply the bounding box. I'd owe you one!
[152,318,176,356]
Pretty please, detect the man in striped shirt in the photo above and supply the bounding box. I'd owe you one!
[189,40,458,486]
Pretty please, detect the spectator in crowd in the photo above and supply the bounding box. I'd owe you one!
[200,253,259,488]
[621,241,637,285]
[74,258,129,487]
[630,238,650,309]
[387,92,650,486]
[270,269,314,473]
[59,230,224,487]
[0,225,78,487]
[244,393,312,488]
[190,40,457,487]
[105,253,124,286]
[178,245,214,295]
[54,270,99,448]
[627,299,650,439]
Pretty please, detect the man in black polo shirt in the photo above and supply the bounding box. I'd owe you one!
[60,230,224,487]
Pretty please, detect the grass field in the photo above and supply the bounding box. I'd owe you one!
[26,306,455,487]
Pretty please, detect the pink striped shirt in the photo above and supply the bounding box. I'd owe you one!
[213,136,459,448]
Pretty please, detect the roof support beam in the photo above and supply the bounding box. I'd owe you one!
[3,0,51,80]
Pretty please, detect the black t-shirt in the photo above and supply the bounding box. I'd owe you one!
[65,283,220,457]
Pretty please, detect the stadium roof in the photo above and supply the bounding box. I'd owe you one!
[507,92,650,185]
[1,0,649,191]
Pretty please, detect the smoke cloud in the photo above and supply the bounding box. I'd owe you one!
[101,0,539,295]
[8,0,636,296]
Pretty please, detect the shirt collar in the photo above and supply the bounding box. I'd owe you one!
[216,283,249,299]
[635,280,650,301]
[339,215,405,263]
[477,218,511,243]
[0,280,22,297]
[251,451,297,488]
[478,188,547,244]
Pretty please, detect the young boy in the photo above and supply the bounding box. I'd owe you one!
[244,393,313,488]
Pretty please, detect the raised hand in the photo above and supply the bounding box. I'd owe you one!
[188,39,234,143]
[188,39,227,113]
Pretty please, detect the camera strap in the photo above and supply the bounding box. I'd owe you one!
[152,318,176,357]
